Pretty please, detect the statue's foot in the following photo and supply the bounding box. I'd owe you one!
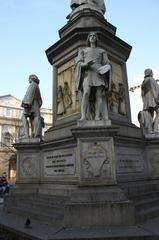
[79,116,86,121]
[95,116,100,121]
[19,135,29,140]
[103,118,109,121]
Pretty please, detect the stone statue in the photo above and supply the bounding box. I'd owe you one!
[68,0,106,19]
[118,83,126,115]
[63,81,73,109]
[57,85,66,116]
[108,82,118,113]
[70,0,106,14]
[138,110,153,135]
[140,68,159,134]
[75,32,111,121]
[21,74,44,139]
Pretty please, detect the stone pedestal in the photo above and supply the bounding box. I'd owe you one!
[64,186,135,227]
[14,139,42,185]
[145,134,159,180]
[59,124,136,227]
[72,123,117,186]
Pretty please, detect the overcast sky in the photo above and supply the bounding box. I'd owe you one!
[1,0,159,123]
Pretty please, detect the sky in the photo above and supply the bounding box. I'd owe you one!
[1,0,159,123]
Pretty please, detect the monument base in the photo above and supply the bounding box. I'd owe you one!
[5,124,137,227]
[64,186,134,227]
[5,184,135,227]
[6,123,159,227]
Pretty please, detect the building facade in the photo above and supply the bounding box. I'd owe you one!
[0,95,52,182]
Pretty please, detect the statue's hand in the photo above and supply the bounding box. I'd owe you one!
[155,97,159,104]
[87,60,95,66]
[22,103,31,109]
[81,60,95,68]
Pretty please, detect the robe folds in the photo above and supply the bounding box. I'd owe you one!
[141,76,159,110]
[22,81,42,116]
[75,47,111,92]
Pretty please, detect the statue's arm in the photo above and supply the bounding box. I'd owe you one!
[150,77,159,100]
[75,50,85,90]
[101,50,112,91]
[37,87,43,108]
[21,84,36,108]
[102,50,110,65]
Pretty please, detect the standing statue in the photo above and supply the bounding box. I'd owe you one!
[70,0,106,14]
[21,74,44,139]
[75,32,111,121]
[57,85,66,116]
[63,81,73,109]
[108,82,118,113]
[118,83,126,115]
[139,68,159,134]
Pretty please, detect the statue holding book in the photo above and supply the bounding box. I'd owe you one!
[75,32,111,121]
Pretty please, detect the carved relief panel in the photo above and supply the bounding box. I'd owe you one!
[19,152,40,179]
[78,137,116,185]
[56,59,80,119]
[56,59,127,119]
[83,144,110,178]
[109,61,126,115]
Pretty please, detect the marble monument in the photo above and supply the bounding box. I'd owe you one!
[5,0,159,229]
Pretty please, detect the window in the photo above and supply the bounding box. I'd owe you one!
[0,107,4,116]
[6,108,11,117]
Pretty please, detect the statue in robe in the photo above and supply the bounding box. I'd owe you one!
[139,68,159,134]
[70,0,106,14]
[21,74,44,139]
[75,32,111,121]
[67,0,106,19]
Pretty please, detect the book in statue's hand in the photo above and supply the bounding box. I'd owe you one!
[98,64,111,75]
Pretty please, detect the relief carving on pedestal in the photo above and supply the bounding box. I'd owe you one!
[57,59,80,119]
[20,156,38,177]
[83,143,110,178]
[108,61,126,115]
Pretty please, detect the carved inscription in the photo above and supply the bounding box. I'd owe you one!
[44,149,76,176]
[116,149,144,174]
[118,159,144,173]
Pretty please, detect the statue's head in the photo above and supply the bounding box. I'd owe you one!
[86,32,98,47]
[144,68,153,77]
[70,0,106,14]
[29,74,40,84]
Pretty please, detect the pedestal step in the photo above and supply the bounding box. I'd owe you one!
[120,181,159,223]
[4,194,67,226]
[136,205,159,223]
[49,236,157,240]
[134,192,159,222]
